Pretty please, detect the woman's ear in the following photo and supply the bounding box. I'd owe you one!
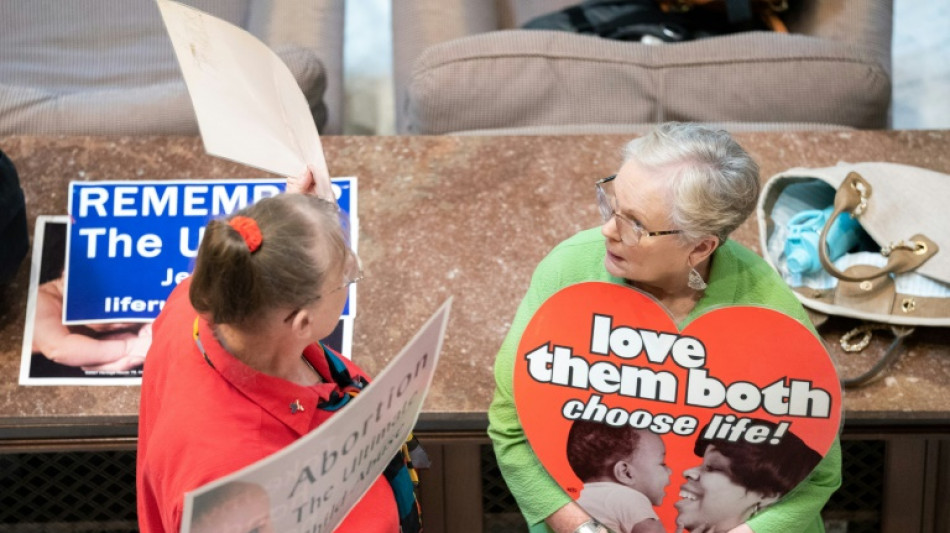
[289,308,316,340]
[688,235,720,267]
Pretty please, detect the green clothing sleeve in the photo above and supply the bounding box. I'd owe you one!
[487,252,575,529]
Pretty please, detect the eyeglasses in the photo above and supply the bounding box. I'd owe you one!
[284,250,364,323]
[595,175,684,246]
[321,249,364,297]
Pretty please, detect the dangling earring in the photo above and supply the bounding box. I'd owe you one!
[688,265,707,291]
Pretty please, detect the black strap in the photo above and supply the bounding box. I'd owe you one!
[725,0,754,24]
[596,11,691,41]
[565,5,595,33]
[565,1,659,35]
[523,0,755,42]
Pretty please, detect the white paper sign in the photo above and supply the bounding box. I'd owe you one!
[180,299,452,533]
[156,0,329,184]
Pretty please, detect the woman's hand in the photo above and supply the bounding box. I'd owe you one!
[286,164,334,200]
[80,324,151,372]
[545,502,596,533]
[675,523,715,533]
[33,277,145,368]
[82,354,146,372]
[674,523,753,533]
[125,323,153,358]
[631,517,665,533]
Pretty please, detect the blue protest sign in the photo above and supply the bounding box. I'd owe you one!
[64,178,356,324]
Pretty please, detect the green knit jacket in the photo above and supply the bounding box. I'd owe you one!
[488,228,842,533]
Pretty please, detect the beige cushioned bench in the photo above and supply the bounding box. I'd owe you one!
[0,0,344,135]
[394,0,892,134]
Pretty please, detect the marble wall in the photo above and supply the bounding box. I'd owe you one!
[892,0,950,129]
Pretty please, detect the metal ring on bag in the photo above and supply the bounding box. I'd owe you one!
[840,326,874,352]
[901,298,917,313]
[914,241,928,255]
[850,180,870,216]
[840,326,916,387]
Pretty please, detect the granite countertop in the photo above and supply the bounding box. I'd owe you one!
[1,131,949,442]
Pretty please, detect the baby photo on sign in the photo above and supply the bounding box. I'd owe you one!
[565,417,821,533]
[567,422,670,532]
[514,282,840,533]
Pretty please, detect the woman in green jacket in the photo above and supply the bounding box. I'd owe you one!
[488,122,841,533]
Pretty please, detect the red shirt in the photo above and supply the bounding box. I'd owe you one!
[136,279,398,532]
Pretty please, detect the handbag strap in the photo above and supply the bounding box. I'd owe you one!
[818,171,939,282]
[838,324,915,388]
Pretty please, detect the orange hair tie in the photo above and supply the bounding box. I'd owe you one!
[229,216,262,253]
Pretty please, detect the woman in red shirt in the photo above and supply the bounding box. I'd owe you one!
[137,190,418,533]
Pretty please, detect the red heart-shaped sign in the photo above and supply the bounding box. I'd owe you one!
[514,282,841,532]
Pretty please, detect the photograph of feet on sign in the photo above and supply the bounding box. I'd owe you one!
[513,282,841,533]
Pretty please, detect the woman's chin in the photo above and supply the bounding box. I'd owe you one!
[674,498,692,512]
[673,497,699,525]
[603,252,627,278]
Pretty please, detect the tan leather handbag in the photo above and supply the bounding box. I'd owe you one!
[758,162,950,386]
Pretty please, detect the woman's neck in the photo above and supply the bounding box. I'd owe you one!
[629,261,710,324]
[212,321,321,386]
[632,283,702,324]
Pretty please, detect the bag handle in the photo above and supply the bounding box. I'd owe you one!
[818,172,939,282]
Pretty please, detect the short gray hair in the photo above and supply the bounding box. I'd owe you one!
[622,122,760,243]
